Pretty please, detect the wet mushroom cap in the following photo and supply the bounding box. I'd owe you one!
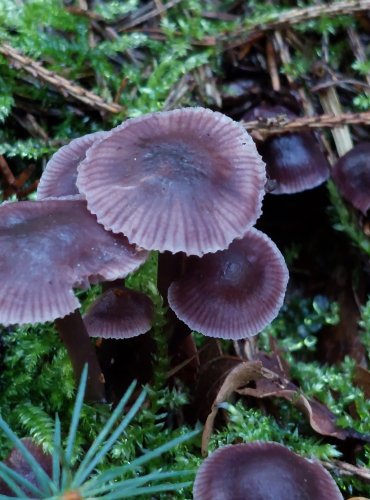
[331,142,370,215]
[243,104,330,194]
[83,286,154,339]
[193,442,343,500]
[167,227,289,339]
[0,199,148,325]
[37,131,107,200]
[77,107,266,256]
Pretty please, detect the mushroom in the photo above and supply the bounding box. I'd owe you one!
[168,227,288,339]
[0,197,148,400]
[37,131,107,200]
[331,142,370,215]
[83,285,154,339]
[193,442,343,500]
[76,107,266,256]
[243,103,330,194]
[0,438,52,497]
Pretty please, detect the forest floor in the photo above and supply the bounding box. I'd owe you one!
[1,0,370,498]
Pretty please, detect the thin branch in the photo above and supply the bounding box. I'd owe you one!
[242,111,370,138]
[117,0,183,31]
[0,43,124,114]
[322,459,370,482]
[226,0,370,48]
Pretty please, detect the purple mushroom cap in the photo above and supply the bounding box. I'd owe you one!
[83,286,154,339]
[331,142,370,215]
[167,227,288,339]
[76,107,266,256]
[0,439,52,497]
[37,131,107,200]
[243,104,330,194]
[193,442,343,500]
[0,199,148,325]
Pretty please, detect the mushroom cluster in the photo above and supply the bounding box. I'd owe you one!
[0,107,289,399]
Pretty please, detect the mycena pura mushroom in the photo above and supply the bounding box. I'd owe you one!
[0,197,148,401]
[193,442,343,500]
[76,107,266,256]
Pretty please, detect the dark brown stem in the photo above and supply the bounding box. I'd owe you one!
[157,252,192,348]
[55,310,106,402]
[101,278,124,292]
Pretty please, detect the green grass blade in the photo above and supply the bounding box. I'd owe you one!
[52,415,61,488]
[85,429,198,485]
[73,388,147,487]
[118,429,199,472]
[101,480,192,499]
[64,365,88,466]
[0,417,56,495]
[72,380,136,488]
[0,462,42,497]
[82,470,194,497]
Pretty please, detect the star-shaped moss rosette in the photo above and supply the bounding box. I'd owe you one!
[76,107,266,256]
[243,103,330,194]
[168,228,289,339]
[0,197,148,400]
[37,131,107,200]
[193,442,343,500]
[331,142,370,215]
[0,366,197,499]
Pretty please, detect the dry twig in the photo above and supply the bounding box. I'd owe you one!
[242,111,370,138]
[0,43,124,114]
[226,0,370,48]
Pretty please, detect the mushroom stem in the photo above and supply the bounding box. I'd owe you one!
[55,310,106,402]
[101,279,124,293]
[157,252,193,349]
[157,251,185,307]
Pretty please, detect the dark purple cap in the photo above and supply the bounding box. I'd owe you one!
[0,199,148,325]
[83,286,153,339]
[243,104,330,194]
[167,227,288,339]
[331,142,370,215]
[37,131,107,200]
[0,438,52,497]
[193,442,343,500]
[76,108,266,256]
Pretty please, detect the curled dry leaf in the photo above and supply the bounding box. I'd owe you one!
[201,354,370,455]
[201,360,277,455]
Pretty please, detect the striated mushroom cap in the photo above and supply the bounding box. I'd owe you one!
[193,442,343,500]
[243,103,330,194]
[77,107,266,256]
[83,286,154,339]
[0,199,148,325]
[331,142,370,215]
[167,227,288,339]
[37,131,107,200]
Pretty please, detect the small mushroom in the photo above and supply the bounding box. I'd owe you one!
[193,442,343,500]
[0,438,52,497]
[37,131,106,200]
[331,142,370,215]
[83,286,154,339]
[168,227,288,339]
[0,198,148,400]
[76,107,266,256]
[243,103,330,194]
